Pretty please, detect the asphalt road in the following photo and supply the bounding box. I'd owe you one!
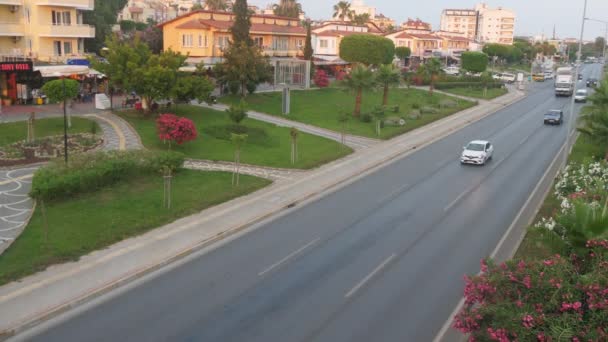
[22,64,604,342]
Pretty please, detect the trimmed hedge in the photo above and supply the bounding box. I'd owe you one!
[30,150,185,201]
[435,82,504,90]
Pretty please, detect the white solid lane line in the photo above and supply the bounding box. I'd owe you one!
[258,238,321,276]
[345,254,396,298]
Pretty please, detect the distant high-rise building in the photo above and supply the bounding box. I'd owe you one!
[439,3,515,45]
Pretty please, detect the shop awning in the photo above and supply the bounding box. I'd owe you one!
[34,65,105,78]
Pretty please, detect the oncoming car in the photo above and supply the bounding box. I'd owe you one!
[460,140,494,165]
[543,109,563,125]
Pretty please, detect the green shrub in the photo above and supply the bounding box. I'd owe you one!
[421,106,439,114]
[30,150,185,201]
[202,124,270,146]
[392,105,400,113]
[411,103,421,110]
[360,113,373,123]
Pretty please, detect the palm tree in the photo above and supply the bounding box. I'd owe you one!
[578,79,608,160]
[376,64,401,106]
[205,0,228,11]
[333,1,353,22]
[417,58,442,95]
[273,0,302,18]
[341,64,376,117]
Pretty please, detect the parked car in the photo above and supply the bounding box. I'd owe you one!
[460,140,494,165]
[574,89,588,103]
[500,73,516,83]
[543,109,563,125]
[443,66,460,75]
[544,72,554,80]
[578,74,583,81]
[586,78,598,87]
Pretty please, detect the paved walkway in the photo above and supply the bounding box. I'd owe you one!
[196,102,381,150]
[184,159,305,181]
[0,112,142,257]
[0,88,527,338]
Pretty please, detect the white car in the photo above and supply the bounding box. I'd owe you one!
[443,66,460,75]
[574,89,588,103]
[544,72,554,80]
[500,73,516,83]
[461,140,494,165]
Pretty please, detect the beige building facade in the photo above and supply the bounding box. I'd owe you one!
[0,0,95,63]
[439,3,515,45]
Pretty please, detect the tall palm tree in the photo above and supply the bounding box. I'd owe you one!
[333,1,353,22]
[375,64,401,106]
[273,0,302,18]
[578,79,608,160]
[417,58,442,95]
[341,64,376,117]
[205,0,228,11]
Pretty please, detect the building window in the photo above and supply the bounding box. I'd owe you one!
[77,38,83,53]
[53,41,62,56]
[217,36,229,48]
[204,35,208,47]
[296,39,303,48]
[52,11,71,25]
[320,39,328,48]
[64,41,72,55]
[198,35,203,47]
[272,37,289,51]
[253,37,264,47]
[182,34,193,47]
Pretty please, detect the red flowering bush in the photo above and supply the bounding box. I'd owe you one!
[314,69,330,88]
[335,70,347,81]
[156,113,198,146]
[454,241,608,341]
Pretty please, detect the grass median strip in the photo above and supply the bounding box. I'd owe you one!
[439,87,508,100]
[0,170,270,285]
[121,105,352,169]
[220,88,475,140]
[0,117,99,147]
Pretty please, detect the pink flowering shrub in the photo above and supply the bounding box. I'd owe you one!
[454,241,608,341]
[156,113,198,147]
[314,69,330,88]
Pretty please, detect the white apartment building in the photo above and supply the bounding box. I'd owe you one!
[475,3,515,45]
[439,3,515,45]
[117,0,178,23]
[440,9,478,40]
[349,0,375,18]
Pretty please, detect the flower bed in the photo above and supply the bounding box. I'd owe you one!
[0,134,103,167]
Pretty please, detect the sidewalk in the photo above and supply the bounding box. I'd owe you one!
[0,88,525,339]
[195,102,381,150]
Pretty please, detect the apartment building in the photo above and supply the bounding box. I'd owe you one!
[475,3,515,45]
[0,0,95,63]
[312,22,372,65]
[440,9,478,40]
[159,10,306,66]
[439,3,515,45]
[117,0,178,24]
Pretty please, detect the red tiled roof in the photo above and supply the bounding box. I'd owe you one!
[409,33,441,40]
[129,7,144,13]
[441,36,471,42]
[175,19,305,35]
[158,9,300,28]
[394,32,415,39]
[316,30,371,37]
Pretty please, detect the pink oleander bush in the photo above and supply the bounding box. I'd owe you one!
[454,241,608,341]
[156,113,198,147]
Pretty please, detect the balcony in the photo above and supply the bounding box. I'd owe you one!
[35,0,93,10]
[262,45,303,58]
[0,0,22,5]
[0,22,24,36]
[38,24,95,38]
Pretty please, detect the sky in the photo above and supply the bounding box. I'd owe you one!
[248,0,608,40]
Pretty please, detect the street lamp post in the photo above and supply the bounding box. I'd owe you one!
[564,0,588,167]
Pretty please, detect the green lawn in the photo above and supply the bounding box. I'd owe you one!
[120,105,352,169]
[0,117,99,146]
[0,170,270,285]
[440,87,508,100]
[515,135,605,261]
[220,88,476,140]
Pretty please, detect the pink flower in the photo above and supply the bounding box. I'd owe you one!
[522,314,534,329]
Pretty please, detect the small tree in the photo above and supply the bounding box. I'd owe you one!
[156,114,198,148]
[226,100,248,125]
[372,105,386,136]
[340,65,376,117]
[337,111,350,145]
[314,69,330,88]
[290,127,299,165]
[231,133,247,186]
[27,112,36,143]
[303,21,313,61]
[340,34,395,66]
[41,79,79,104]
[375,64,401,106]
[171,75,214,108]
[395,46,411,67]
